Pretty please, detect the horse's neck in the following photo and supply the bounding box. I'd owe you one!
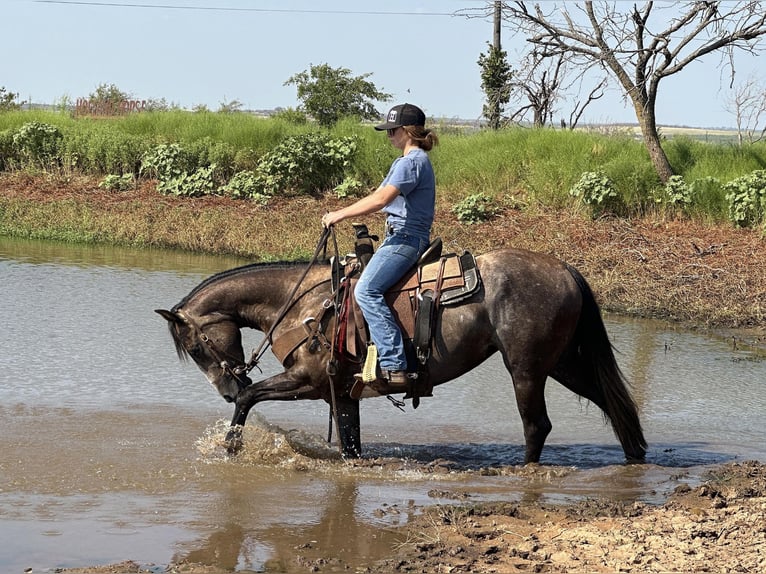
[193,264,328,331]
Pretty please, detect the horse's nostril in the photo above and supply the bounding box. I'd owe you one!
[223,395,234,403]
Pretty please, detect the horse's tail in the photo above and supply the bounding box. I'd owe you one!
[566,264,647,461]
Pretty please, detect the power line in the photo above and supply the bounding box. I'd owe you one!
[33,0,478,17]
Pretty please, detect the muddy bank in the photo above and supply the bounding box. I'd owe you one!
[57,461,766,574]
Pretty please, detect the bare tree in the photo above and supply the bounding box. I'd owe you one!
[726,75,766,144]
[565,74,608,130]
[462,2,766,182]
[506,51,607,129]
[508,51,563,126]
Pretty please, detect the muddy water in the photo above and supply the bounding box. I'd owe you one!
[2,236,765,572]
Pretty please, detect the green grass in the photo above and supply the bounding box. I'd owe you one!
[2,108,766,221]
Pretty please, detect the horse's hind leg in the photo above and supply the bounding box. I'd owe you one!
[510,369,552,464]
[552,352,608,410]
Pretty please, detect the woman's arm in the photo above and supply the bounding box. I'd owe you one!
[322,184,399,228]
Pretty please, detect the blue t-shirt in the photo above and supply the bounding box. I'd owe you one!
[380,148,435,238]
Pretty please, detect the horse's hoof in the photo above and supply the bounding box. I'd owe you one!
[625,455,646,465]
[225,428,243,454]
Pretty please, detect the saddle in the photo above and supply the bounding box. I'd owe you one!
[338,232,481,404]
[270,227,482,406]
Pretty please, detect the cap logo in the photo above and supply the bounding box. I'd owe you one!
[387,109,398,123]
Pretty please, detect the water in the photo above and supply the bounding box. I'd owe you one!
[1,236,765,572]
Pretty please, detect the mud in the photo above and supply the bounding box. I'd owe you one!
[54,461,766,574]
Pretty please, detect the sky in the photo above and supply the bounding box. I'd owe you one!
[2,0,763,129]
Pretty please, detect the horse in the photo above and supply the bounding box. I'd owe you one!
[156,245,647,464]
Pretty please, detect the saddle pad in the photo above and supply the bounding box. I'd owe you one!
[420,255,464,290]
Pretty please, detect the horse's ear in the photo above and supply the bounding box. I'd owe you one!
[155,309,182,324]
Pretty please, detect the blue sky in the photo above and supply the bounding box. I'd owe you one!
[3,0,762,128]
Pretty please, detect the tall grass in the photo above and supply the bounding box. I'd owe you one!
[2,108,766,221]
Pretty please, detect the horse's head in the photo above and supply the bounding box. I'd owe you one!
[155,308,252,403]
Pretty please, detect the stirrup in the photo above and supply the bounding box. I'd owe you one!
[383,369,411,387]
[361,343,378,383]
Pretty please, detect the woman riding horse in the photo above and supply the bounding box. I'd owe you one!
[322,103,438,389]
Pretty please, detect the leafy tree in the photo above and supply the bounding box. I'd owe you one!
[218,98,243,113]
[478,42,512,129]
[90,83,131,106]
[284,63,392,127]
[0,86,25,111]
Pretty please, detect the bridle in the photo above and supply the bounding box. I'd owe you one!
[175,310,253,389]
[175,226,339,390]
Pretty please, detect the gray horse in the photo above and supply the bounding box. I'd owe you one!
[157,247,646,464]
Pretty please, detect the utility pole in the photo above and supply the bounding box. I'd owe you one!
[493,0,502,50]
[488,1,503,126]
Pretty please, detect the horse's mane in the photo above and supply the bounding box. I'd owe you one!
[167,258,330,361]
[172,259,329,312]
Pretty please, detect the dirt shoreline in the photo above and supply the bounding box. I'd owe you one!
[58,461,766,574]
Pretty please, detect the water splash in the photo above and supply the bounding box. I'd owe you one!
[195,414,341,469]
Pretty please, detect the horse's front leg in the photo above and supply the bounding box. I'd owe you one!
[224,371,321,454]
[224,403,251,454]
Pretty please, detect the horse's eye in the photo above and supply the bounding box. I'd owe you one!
[188,344,202,358]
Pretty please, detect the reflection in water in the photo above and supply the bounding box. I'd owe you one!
[2,236,765,572]
[171,480,406,572]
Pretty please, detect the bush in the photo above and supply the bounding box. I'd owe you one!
[333,177,365,199]
[724,170,766,227]
[98,173,135,191]
[222,170,270,203]
[569,171,621,217]
[141,143,223,197]
[12,122,62,168]
[141,142,194,181]
[159,164,220,197]
[651,174,692,212]
[252,133,357,196]
[452,192,499,224]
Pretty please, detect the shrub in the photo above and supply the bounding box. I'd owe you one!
[141,143,224,197]
[452,192,499,224]
[252,133,358,196]
[140,143,193,181]
[569,171,621,217]
[98,173,134,191]
[222,170,270,203]
[159,164,219,197]
[652,175,693,214]
[333,177,366,199]
[12,122,62,168]
[724,170,766,227]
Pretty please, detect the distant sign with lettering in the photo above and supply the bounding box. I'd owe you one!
[75,98,146,116]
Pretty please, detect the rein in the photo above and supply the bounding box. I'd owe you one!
[240,226,344,452]
[242,227,335,375]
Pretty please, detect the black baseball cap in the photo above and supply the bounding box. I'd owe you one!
[375,103,426,130]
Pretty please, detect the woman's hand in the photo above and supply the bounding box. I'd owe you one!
[321,184,399,228]
[322,211,343,228]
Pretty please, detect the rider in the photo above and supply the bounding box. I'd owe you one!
[321,103,439,387]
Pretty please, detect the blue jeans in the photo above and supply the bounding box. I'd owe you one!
[354,230,429,371]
